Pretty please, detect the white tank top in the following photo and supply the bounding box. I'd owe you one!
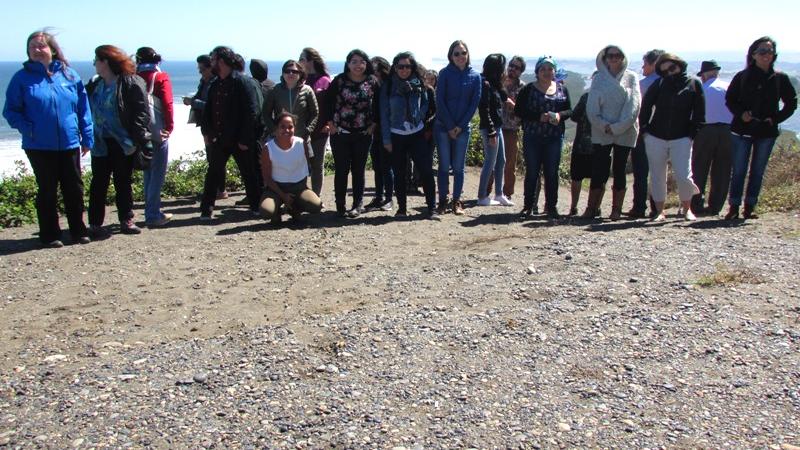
[268,136,309,183]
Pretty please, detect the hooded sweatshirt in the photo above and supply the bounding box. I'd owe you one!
[586,46,641,147]
[639,53,705,140]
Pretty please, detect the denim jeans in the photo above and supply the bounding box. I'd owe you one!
[436,127,470,202]
[522,133,562,210]
[729,134,777,207]
[369,136,394,202]
[478,129,506,198]
[143,139,169,222]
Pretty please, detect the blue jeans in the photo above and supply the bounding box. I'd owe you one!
[436,127,470,203]
[728,134,776,207]
[478,129,506,198]
[143,139,169,222]
[522,133,562,210]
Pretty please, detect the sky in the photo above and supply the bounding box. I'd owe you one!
[2,0,799,66]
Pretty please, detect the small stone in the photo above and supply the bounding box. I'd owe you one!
[193,372,208,384]
[557,423,571,432]
[527,265,537,275]
[781,444,800,450]
[629,277,639,283]
[326,365,339,374]
[34,435,48,442]
[72,438,85,448]
[175,378,195,386]
[565,254,573,261]
[43,354,67,363]
[118,374,136,381]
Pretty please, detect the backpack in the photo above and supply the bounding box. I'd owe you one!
[144,71,165,143]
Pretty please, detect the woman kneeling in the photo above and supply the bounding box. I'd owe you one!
[259,113,322,224]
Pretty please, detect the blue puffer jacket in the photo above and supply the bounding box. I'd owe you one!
[3,60,94,151]
[434,62,481,132]
[380,74,429,146]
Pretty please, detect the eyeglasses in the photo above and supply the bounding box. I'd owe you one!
[754,47,774,56]
[605,53,623,60]
[453,51,468,58]
[396,64,412,70]
[283,69,301,75]
[508,64,523,71]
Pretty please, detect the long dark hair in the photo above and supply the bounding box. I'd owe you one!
[300,47,329,76]
[447,40,471,66]
[344,49,374,77]
[389,51,422,80]
[26,29,70,77]
[482,53,506,93]
[95,45,135,76]
[371,56,391,82]
[746,36,778,69]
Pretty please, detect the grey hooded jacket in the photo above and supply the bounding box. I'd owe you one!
[586,45,641,147]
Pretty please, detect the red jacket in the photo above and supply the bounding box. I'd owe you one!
[137,69,174,133]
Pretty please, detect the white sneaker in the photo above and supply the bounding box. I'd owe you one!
[494,195,514,206]
[477,196,500,206]
[685,209,697,221]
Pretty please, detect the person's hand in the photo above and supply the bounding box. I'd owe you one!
[81,145,90,156]
[384,143,393,153]
[540,112,550,123]
[742,111,753,123]
[238,143,248,151]
[604,124,613,135]
[448,127,461,139]
[325,121,336,135]
[160,130,171,140]
[505,98,515,108]
[488,135,498,147]
[182,96,192,106]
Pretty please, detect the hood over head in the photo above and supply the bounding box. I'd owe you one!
[250,59,268,82]
[595,45,629,79]
[654,53,688,77]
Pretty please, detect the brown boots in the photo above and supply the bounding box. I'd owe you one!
[581,187,605,219]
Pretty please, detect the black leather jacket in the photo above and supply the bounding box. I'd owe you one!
[640,72,705,140]
[86,74,151,146]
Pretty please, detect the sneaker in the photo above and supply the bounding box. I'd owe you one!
[76,236,91,245]
[477,196,500,206]
[743,204,758,219]
[436,202,449,215]
[346,206,363,218]
[652,212,666,222]
[494,195,514,206]
[425,207,441,220]
[518,208,533,219]
[363,198,384,212]
[88,225,109,239]
[626,208,646,218]
[724,205,740,220]
[121,219,142,235]
[146,213,173,228]
[199,213,213,222]
[44,239,64,248]
[685,209,697,221]
[452,200,465,215]
[380,200,393,211]
[216,190,229,200]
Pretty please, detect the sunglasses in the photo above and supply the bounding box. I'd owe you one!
[508,64,523,71]
[283,69,301,75]
[660,63,679,73]
[453,51,468,57]
[754,48,774,56]
[396,64,412,70]
[605,53,623,60]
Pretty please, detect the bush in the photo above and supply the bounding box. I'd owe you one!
[758,136,800,212]
[0,161,38,227]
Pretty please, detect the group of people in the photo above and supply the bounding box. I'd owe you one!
[3,31,797,248]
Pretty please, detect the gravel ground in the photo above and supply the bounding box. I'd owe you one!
[1,169,799,449]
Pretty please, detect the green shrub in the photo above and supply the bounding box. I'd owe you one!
[0,161,38,227]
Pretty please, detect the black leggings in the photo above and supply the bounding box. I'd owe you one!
[590,143,632,190]
[331,132,371,211]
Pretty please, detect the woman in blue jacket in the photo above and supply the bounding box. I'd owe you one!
[3,31,94,248]
[435,40,482,215]
[380,51,437,219]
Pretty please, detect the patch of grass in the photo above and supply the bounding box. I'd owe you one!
[757,135,800,213]
[696,264,766,288]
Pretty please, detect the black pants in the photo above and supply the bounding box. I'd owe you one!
[369,136,394,202]
[590,144,632,190]
[691,124,732,214]
[89,138,134,226]
[201,142,261,214]
[630,135,650,212]
[390,131,436,211]
[331,132,371,212]
[25,149,87,242]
